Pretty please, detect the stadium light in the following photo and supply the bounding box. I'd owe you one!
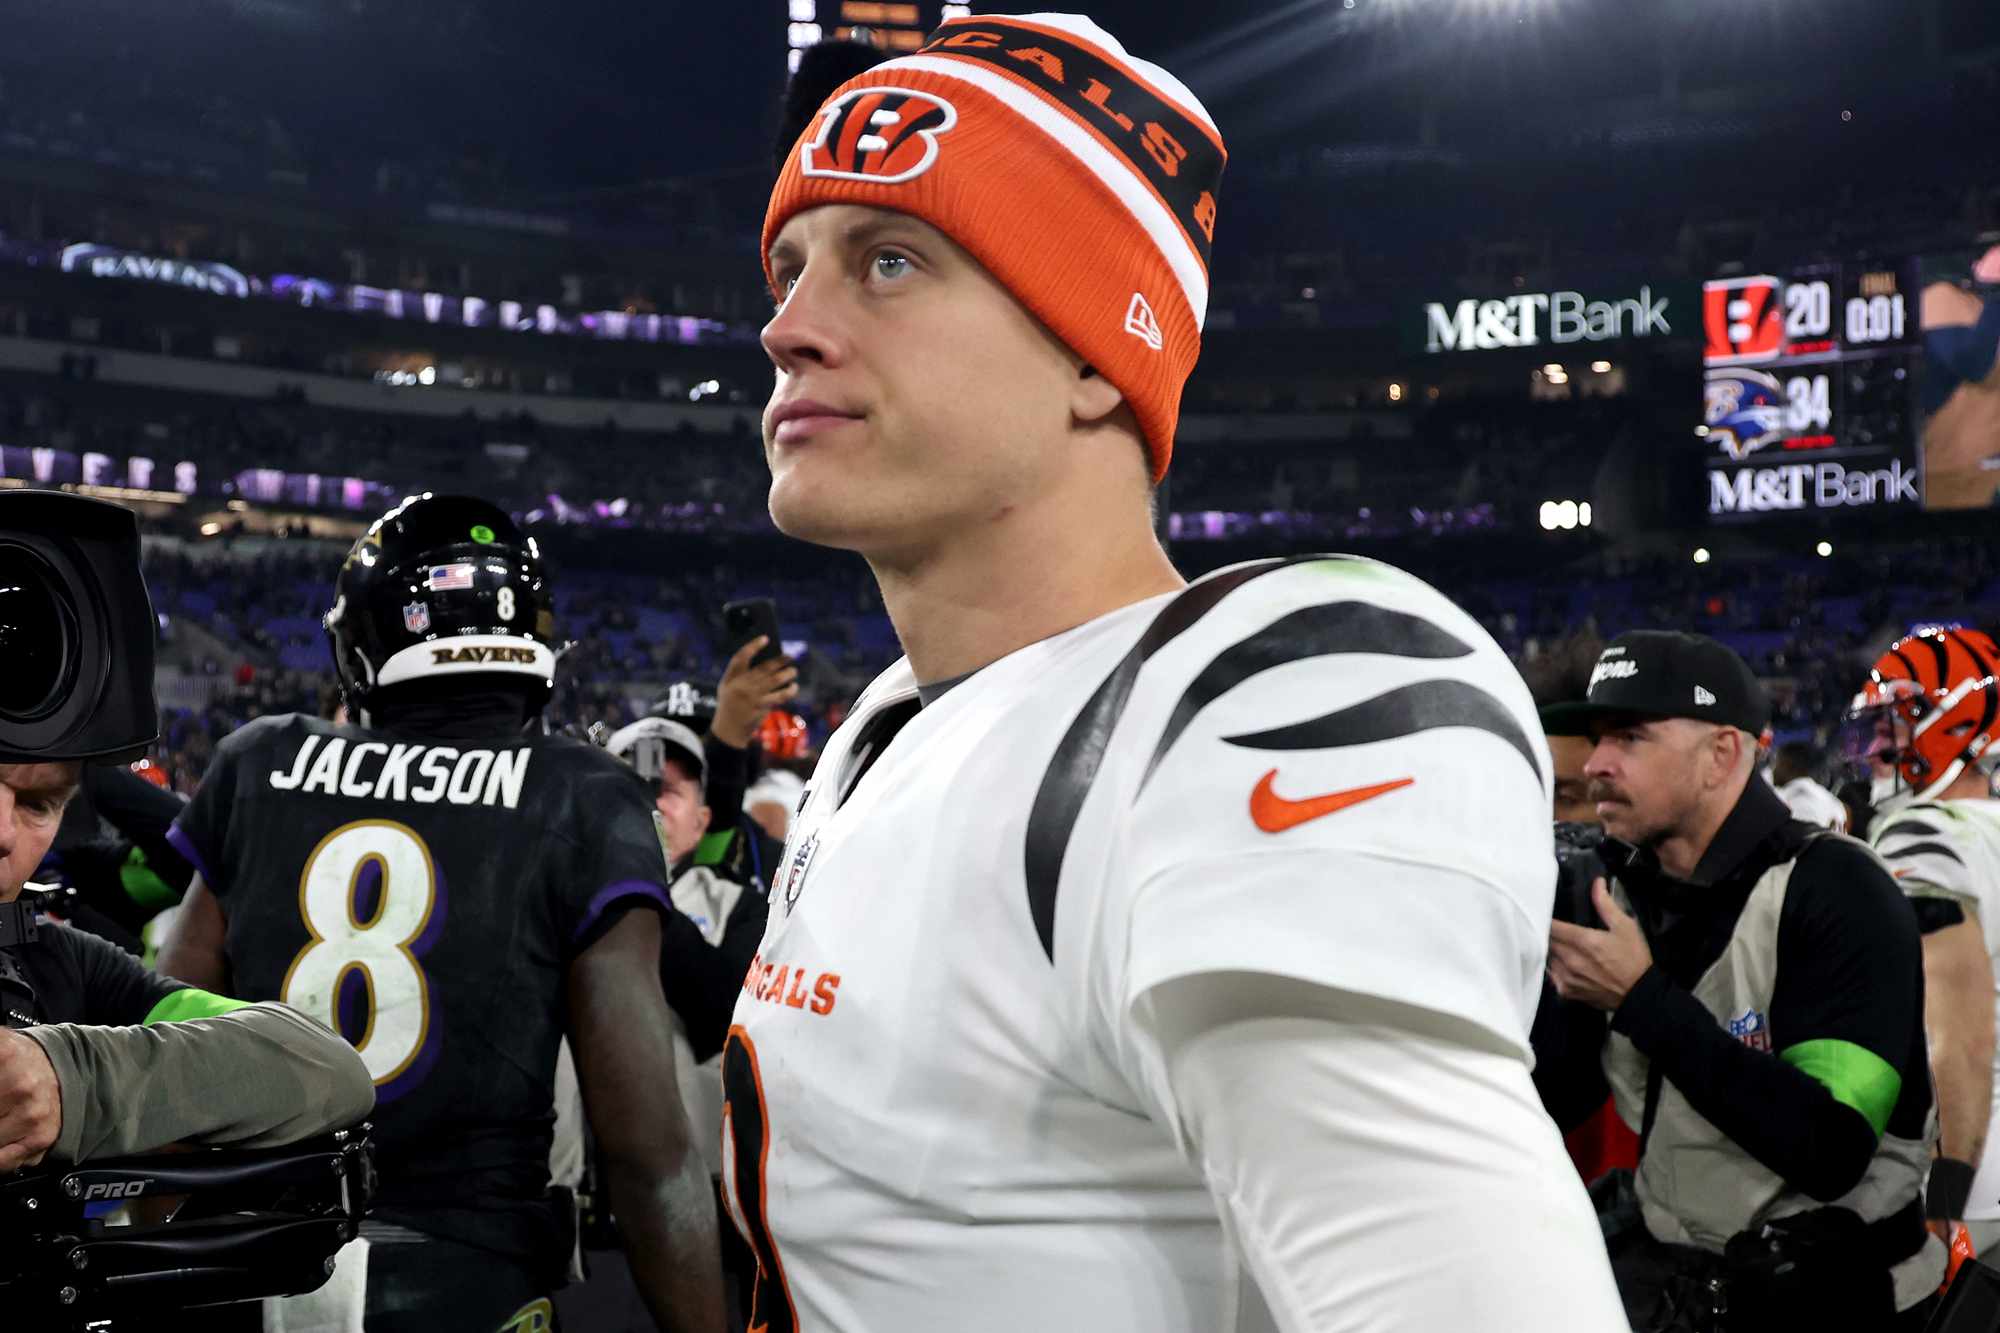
[1590,360,1611,374]
[418,366,437,386]
[200,522,222,537]
[1579,501,1592,527]
[1816,540,1833,558]
[1693,548,1711,565]
[1538,501,1557,530]
[1388,382,1404,402]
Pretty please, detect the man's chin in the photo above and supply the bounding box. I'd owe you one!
[1594,802,1638,840]
[768,478,921,558]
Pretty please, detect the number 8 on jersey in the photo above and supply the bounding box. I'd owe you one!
[282,819,442,1088]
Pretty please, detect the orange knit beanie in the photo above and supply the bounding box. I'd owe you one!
[763,13,1226,480]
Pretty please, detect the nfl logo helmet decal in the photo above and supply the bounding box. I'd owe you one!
[801,86,958,185]
[402,601,432,634]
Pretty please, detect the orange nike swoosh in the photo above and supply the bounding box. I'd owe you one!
[1249,769,1415,833]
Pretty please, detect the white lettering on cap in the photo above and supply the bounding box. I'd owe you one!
[1590,659,1639,689]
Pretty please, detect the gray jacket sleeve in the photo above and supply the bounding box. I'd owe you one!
[21,1002,376,1163]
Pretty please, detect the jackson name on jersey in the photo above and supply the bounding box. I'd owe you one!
[1873,796,2000,1219]
[265,733,533,809]
[722,555,1563,1332]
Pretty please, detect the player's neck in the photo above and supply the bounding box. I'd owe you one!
[1940,769,1993,803]
[867,491,1183,686]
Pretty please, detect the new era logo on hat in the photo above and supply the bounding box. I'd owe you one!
[1541,630,1769,736]
[1124,292,1164,350]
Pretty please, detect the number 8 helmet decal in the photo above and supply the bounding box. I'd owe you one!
[326,493,561,716]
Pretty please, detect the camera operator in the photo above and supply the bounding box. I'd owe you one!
[43,761,195,954]
[0,491,374,1173]
[1539,631,1942,1330]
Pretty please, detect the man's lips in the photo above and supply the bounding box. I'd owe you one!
[768,399,862,445]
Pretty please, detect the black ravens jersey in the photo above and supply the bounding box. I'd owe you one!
[169,712,672,1265]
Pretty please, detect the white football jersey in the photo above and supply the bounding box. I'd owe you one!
[722,556,1569,1331]
[1873,797,2000,1218]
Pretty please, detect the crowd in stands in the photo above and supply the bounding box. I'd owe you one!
[0,370,1671,544]
[135,524,2000,802]
[140,536,890,792]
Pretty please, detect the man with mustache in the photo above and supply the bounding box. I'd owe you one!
[1541,631,1942,1330]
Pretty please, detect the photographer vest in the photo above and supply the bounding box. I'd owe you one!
[1602,836,1944,1307]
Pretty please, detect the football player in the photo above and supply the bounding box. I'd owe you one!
[728,14,1621,1331]
[1845,626,2000,1254]
[157,495,724,1333]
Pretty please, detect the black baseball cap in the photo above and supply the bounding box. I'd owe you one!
[1540,630,1769,737]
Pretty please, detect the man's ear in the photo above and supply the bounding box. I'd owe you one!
[1711,725,1749,788]
[1071,363,1127,428]
[695,804,713,838]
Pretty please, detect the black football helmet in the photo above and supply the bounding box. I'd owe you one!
[325,494,558,715]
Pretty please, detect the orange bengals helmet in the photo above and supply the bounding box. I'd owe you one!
[1844,626,2000,808]
[757,710,809,762]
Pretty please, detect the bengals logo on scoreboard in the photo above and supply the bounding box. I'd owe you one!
[800,87,958,185]
[1703,276,1784,365]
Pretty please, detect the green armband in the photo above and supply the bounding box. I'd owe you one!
[1780,1038,1902,1137]
[144,989,251,1026]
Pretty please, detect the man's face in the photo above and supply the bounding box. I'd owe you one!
[760,204,1093,562]
[1582,717,1717,849]
[0,762,80,902]
[1548,734,1598,826]
[654,758,711,864]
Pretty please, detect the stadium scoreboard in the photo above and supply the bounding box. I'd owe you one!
[784,2,974,69]
[1701,262,1923,520]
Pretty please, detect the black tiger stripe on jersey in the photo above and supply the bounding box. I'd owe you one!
[1223,678,1544,780]
[1880,820,1943,838]
[1135,601,1474,795]
[1023,557,1526,964]
[1023,555,1333,961]
[1879,840,1967,866]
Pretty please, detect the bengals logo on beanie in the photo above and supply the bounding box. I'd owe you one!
[765,13,1227,481]
[802,87,959,183]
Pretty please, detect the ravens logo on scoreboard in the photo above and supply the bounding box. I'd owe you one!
[1705,367,1787,460]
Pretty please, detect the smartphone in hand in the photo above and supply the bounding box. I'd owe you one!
[722,597,784,667]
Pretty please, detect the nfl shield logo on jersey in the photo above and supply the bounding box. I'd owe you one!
[403,601,431,634]
[781,830,821,914]
[1727,1007,1772,1053]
